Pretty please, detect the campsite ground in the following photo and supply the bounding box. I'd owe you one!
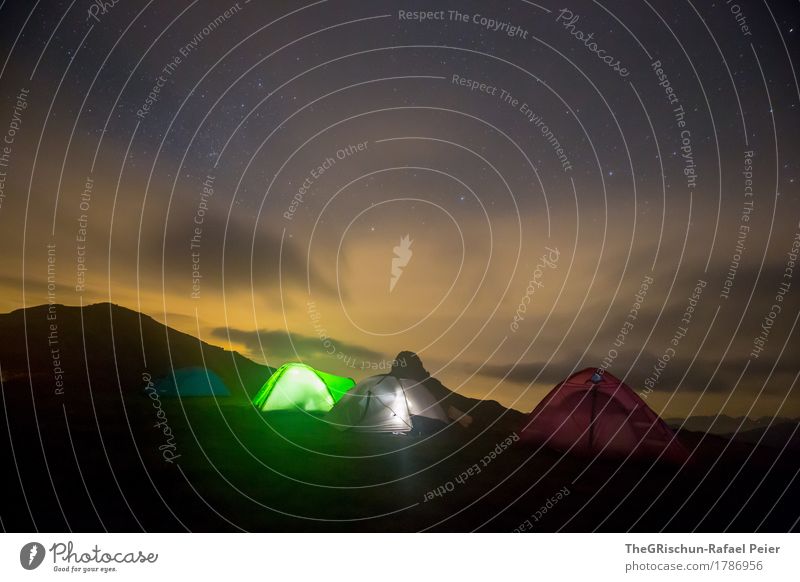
[2,389,797,532]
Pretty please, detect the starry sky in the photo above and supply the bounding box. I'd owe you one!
[0,0,798,417]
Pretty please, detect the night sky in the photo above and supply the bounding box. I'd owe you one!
[0,0,798,418]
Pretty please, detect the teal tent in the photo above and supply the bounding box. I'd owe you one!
[153,367,230,397]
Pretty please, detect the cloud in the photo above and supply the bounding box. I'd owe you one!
[475,361,569,386]
[157,205,337,297]
[633,352,799,394]
[474,350,797,396]
[211,326,385,363]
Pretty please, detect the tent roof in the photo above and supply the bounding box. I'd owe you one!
[326,374,449,433]
[153,367,230,396]
[253,362,354,411]
[521,368,688,462]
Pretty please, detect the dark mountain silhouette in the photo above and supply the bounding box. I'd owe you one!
[666,415,796,435]
[726,422,800,451]
[391,350,525,435]
[0,302,271,400]
[0,302,278,531]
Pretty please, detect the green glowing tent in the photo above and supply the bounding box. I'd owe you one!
[253,363,355,412]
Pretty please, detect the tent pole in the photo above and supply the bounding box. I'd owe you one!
[589,382,598,452]
[370,385,413,431]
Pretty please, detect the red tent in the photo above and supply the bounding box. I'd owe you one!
[520,368,689,463]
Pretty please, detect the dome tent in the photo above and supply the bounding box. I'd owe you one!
[253,362,354,412]
[326,374,450,434]
[520,368,689,463]
[152,367,230,397]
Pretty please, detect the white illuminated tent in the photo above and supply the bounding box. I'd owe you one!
[326,374,450,433]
